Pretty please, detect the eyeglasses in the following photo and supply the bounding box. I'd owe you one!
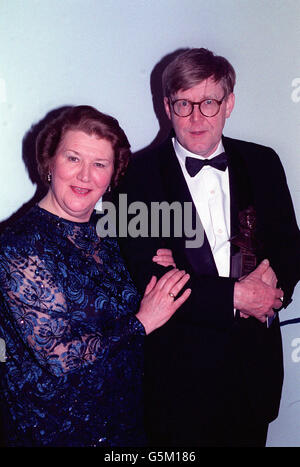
[170,96,225,118]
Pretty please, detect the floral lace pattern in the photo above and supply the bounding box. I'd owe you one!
[0,206,146,446]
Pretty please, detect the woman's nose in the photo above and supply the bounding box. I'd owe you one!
[77,163,90,182]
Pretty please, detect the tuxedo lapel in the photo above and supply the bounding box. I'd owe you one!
[223,136,255,276]
[157,136,255,278]
[158,138,218,277]
[223,136,254,238]
[159,138,191,204]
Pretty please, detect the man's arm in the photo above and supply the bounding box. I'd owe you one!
[248,146,300,307]
[115,160,237,328]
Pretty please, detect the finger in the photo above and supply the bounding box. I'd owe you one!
[275,288,284,299]
[143,276,157,296]
[159,269,187,292]
[262,267,277,287]
[262,273,277,288]
[156,248,173,255]
[173,288,192,310]
[254,312,268,323]
[152,255,176,267]
[155,249,176,266]
[265,266,277,280]
[153,255,173,261]
[156,268,180,289]
[273,298,284,310]
[168,273,190,298]
[239,311,250,319]
[250,259,269,277]
[154,260,176,267]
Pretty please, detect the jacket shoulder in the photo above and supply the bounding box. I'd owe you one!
[223,136,283,167]
[223,136,275,153]
[120,139,172,189]
[131,139,173,167]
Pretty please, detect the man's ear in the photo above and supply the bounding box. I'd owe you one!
[225,93,235,118]
[164,97,172,120]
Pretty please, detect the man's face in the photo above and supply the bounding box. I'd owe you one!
[164,77,235,158]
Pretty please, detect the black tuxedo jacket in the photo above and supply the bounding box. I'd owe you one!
[116,135,300,445]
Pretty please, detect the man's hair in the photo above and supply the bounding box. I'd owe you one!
[162,48,236,98]
[36,105,131,188]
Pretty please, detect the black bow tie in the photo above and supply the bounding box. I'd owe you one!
[185,152,228,177]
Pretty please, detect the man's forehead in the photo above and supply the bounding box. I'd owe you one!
[174,78,224,98]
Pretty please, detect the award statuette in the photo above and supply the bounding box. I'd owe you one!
[230,206,260,278]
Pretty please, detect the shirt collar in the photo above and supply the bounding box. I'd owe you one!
[173,137,225,165]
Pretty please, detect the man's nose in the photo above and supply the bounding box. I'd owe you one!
[190,105,205,122]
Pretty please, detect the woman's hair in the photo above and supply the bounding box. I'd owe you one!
[162,48,236,99]
[36,105,131,188]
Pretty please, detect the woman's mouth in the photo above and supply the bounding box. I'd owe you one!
[70,186,91,196]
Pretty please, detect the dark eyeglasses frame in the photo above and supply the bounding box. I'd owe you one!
[169,96,226,118]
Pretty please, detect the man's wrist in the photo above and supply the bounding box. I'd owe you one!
[233,280,243,310]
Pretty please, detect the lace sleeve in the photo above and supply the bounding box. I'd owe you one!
[0,249,144,377]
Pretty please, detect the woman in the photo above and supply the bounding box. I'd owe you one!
[0,105,191,447]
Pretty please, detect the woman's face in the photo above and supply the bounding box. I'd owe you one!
[47,129,114,222]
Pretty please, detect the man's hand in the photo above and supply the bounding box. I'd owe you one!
[152,248,176,268]
[262,263,278,288]
[234,259,284,323]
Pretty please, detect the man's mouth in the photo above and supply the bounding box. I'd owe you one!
[189,130,207,136]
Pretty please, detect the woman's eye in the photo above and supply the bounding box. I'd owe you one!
[94,162,105,168]
[67,155,79,162]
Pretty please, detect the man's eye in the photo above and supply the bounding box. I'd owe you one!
[204,99,213,105]
[181,100,189,107]
[94,162,105,168]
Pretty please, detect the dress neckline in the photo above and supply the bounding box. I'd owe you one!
[32,204,100,244]
[35,204,92,227]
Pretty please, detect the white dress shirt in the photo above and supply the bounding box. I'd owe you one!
[173,137,231,277]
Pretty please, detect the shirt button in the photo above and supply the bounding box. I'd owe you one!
[217,228,223,234]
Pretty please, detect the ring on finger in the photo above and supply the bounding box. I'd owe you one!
[168,292,175,299]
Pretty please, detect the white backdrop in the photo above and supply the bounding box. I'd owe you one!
[0,0,299,446]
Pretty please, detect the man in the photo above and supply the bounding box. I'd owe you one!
[116,48,300,446]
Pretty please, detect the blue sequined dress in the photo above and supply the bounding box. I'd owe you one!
[0,205,146,447]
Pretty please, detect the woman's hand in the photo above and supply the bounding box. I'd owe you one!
[152,248,176,268]
[136,268,191,335]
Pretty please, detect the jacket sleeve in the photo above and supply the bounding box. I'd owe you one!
[247,146,300,308]
[115,157,237,330]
